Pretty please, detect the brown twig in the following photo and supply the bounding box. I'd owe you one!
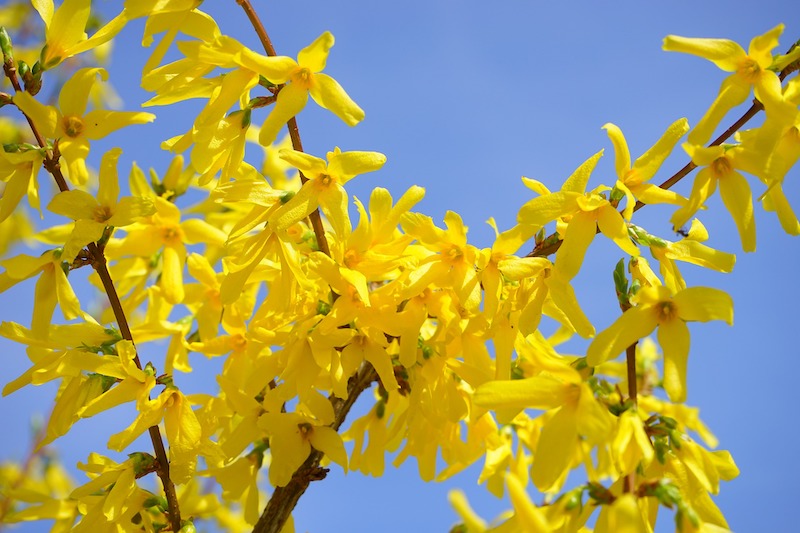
[237,0,332,257]
[4,60,182,532]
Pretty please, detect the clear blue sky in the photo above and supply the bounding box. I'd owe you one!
[1,1,798,531]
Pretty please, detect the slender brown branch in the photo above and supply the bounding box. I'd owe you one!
[4,64,182,531]
[237,0,332,257]
[253,363,379,533]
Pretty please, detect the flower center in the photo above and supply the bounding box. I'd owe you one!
[93,205,113,223]
[737,57,761,83]
[161,225,182,244]
[711,157,732,179]
[63,116,85,138]
[444,245,463,263]
[292,67,314,89]
[656,300,677,322]
[317,173,335,188]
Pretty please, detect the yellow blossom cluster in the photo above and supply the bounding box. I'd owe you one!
[0,2,798,532]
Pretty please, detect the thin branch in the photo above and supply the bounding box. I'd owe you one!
[237,0,332,257]
[3,64,182,532]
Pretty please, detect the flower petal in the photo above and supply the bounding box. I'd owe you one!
[657,318,691,402]
[586,306,658,366]
[718,170,756,252]
[662,35,745,71]
[258,82,309,146]
[83,109,156,140]
[674,287,733,325]
[309,73,365,127]
[688,75,750,145]
[48,189,98,220]
[326,150,386,181]
[279,149,327,176]
[597,206,639,256]
[297,31,334,72]
[554,210,596,280]
[602,123,631,178]
[473,376,567,411]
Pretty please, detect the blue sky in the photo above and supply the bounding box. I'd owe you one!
[1,1,799,531]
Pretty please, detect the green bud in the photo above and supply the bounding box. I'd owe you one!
[103,327,123,342]
[316,300,331,315]
[609,186,625,202]
[0,27,12,64]
[562,487,583,511]
[375,399,386,419]
[421,344,434,359]
[613,258,629,306]
[16,59,29,78]
[178,521,197,533]
[279,190,295,204]
[3,143,19,153]
[241,107,251,128]
[144,362,157,377]
[660,415,677,429]
[258,75,276,88]
[142,495,169,510]
[535,226,545,245]
[130,452,157,477]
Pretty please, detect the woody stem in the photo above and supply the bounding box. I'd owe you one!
[3,64,182,532]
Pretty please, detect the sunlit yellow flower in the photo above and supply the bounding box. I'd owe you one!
[13,68,155,184]
[47,148,155,262]
[401,210,482,311]
[0,148,43,223]
[517,151,639,281]
[594,493,650,533]
[237,31,365,146]
[33,0,128,69]
[587,285,733,402]
[0,248,83,336]
[612,409,654,476]
[473,369,613,493]
[258,411,347,487]
[670,143,764,252]
[270,147,386,238]
[107,196,226,303]
[603,118,689,220]
[663,25,798,145]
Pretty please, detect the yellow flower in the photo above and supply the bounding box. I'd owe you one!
[237,31,366,146]
[32,0,128,69]
[13,68,156,184]
[670,143,764,252]
[663,25,798,145]
[612,409,655,476]
[258,411,348,487]
[270,147,386,238]
[473,370,613,493]
[603,118,689,220]
[107,196,226,304]
[0,248,83,336]
[587,285,733,402]
[47,148,155,262]
[594,493,651,533]
[0,148,43,223]
[401,210,482,311]
[517,151,639,281]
